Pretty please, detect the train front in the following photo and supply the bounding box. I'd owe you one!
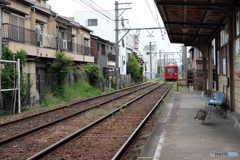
[164,64,178,81]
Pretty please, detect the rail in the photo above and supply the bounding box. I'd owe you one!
[112,83,173,160]
[0,83,157,145]
[26,83,164,160]
[177,79,203,91]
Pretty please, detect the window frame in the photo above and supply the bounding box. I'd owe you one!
[88,19,98,26]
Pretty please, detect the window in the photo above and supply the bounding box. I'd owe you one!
[88,19,98,26]
[33,0,41,4]
[101,44,105,55]
[10,14,25,41]
[165,67,167,73]
[59,30,65,39]
[168,67,174,72]
[84,39,89,46]
[175,67,177,73]
[199,51,202,58]
[220,24,229,46]
[11,14,25,27]
[36,23,44,42]
[236,11,240,36]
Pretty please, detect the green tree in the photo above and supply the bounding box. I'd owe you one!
[1,47,30,115]
[127,55,140,81]
[157,65,160,74]
[187,68,194,84]
[83,63,104,87]
[50,52,74,86]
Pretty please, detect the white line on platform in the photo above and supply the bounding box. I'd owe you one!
[167,103,173,122]
[153,103,173,160]
[153,130,167,160]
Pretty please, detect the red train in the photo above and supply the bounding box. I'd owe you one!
[164,64,178,81]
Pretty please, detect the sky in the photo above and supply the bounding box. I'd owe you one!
[47,0,187,65]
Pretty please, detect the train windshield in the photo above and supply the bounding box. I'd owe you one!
[168,67,174,72]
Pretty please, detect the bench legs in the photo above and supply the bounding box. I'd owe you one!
[208,105,212,119]
[205,102,212,119]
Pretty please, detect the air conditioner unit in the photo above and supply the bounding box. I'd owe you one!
[37,41,43,47]
[63,40,67,50]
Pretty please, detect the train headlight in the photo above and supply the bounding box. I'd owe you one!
[175,73,177,75]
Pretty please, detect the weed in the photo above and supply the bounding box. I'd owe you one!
[131,145,143,153]
[120,108,126,112]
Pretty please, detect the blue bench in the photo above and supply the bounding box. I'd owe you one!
[204,92,225,119]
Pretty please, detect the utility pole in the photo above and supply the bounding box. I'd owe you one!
[183,45,187,87]
[115,1,131,89]
[0,6,2,113]
[150,42,152,79]
[159,50,161,77]
[115,1,119,89]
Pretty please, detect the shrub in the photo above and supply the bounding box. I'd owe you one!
[83,63,105,87]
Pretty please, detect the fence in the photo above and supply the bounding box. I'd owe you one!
[108,54,116,62]
[177,79,203,91]
[120,74,133,87]
[3,23,37,45]
[143,71,156,79]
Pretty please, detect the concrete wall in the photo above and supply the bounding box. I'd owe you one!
[142,48,158,79]
[234,74,240,114]
[218,75,231,108]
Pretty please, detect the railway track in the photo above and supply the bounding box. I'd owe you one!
[23,82,173,160]
[0,81,158,143]
[0,82,163,160]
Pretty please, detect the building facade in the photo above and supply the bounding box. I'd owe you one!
[74,10,127,75]
[91,35,115,79]
[2,0,94,105]
[142,45,158,79]
[126,33,139,51]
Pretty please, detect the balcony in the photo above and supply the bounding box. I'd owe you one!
[2,23,93,56]
[3,23,37,45]
[108,54,116,62]
[107,54,116,67]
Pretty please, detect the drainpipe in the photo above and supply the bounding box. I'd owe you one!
[52,13,59,52]
[194,47,196,71]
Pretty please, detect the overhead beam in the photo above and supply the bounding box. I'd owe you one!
[164,21,225,26]
[197,6,231,19]
[169,33,210,37]
[157,1,240,7]
[196,0,215,41]
[183,0,188,41]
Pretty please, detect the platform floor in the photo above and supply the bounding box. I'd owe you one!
[138,91,240,160]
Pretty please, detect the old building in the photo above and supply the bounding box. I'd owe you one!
[74,10,127,75]
[2,0,94,105]
[91,35,115,79]
[154,0,240,116]
[142,45,158,79]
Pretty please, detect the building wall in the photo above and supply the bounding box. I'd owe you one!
[234,74,240,114]
[74,11,127,75]
[142,47,158,79]
[2,0,94,103]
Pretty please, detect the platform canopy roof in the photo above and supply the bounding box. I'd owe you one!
[154,0,239,44]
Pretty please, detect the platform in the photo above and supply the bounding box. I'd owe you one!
[138,91,240,160]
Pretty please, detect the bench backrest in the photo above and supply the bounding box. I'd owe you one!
[217,93,225,104]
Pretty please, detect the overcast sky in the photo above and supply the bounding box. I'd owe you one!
[48,0,187,63]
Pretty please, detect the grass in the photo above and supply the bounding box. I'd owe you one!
[131,145,143,152]
[155,81,189,118]
[28,79,104,112]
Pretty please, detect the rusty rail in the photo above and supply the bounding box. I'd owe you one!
[177,79,203,91]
